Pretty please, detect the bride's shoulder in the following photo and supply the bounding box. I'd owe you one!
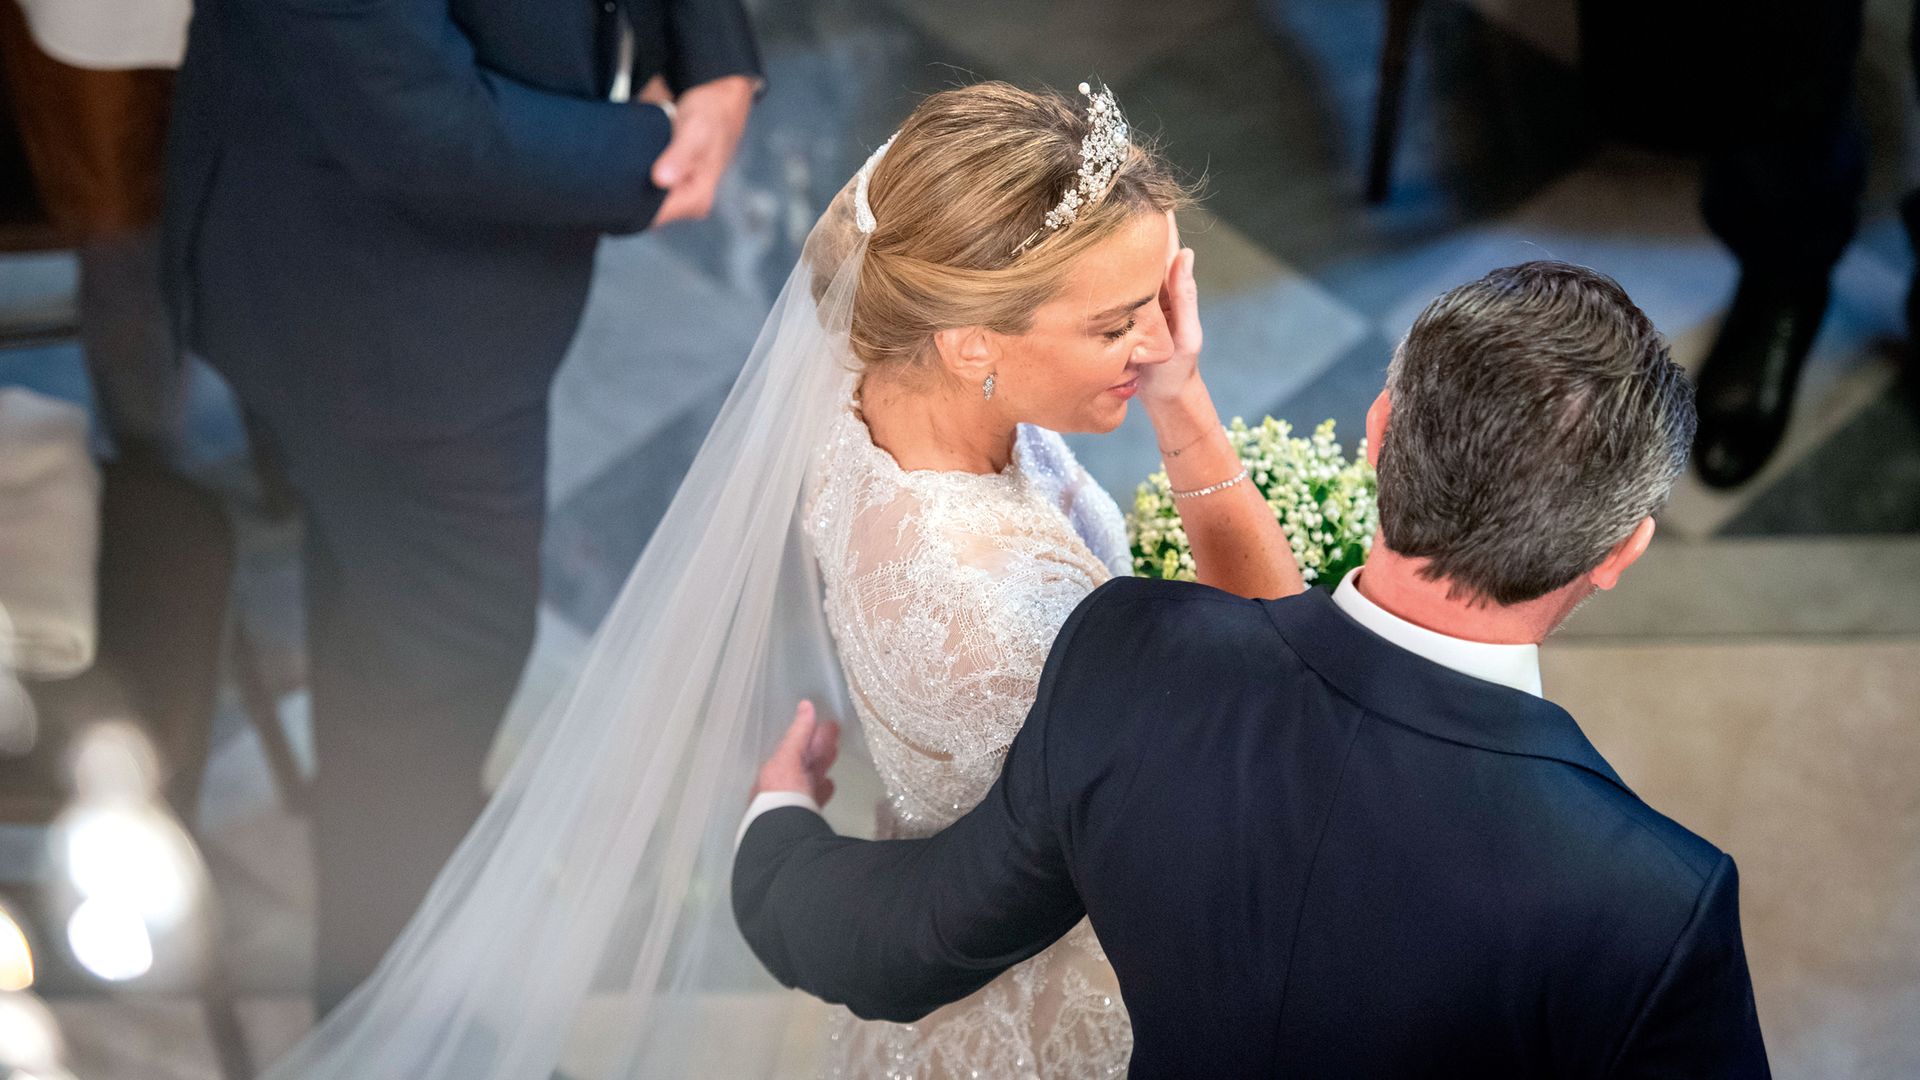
[811,403,901,494]
[807,405,911,538]
[817,400,877,463]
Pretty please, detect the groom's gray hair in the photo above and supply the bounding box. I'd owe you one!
[1378,261,1695,606]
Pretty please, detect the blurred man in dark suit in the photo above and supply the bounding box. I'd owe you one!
[163,0,761,1011]
[1587,0,1882,489]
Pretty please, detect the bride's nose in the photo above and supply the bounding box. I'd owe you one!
[1131,302,1174,366]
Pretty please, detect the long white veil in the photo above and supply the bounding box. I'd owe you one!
[261,151,889,1079]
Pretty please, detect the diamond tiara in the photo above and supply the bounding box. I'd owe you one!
[1012,82,1131,256]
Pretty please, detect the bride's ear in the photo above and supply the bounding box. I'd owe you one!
[931,326,1001,383]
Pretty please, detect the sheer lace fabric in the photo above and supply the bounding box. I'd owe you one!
[804,402,1134,1079]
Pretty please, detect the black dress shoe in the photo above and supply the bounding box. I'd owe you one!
[1692,274,1831,489]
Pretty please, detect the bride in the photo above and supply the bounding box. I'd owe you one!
[258,81,1300,1080]
[802,82,1300,1077]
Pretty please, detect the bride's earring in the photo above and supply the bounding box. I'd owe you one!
[982,373,996,401]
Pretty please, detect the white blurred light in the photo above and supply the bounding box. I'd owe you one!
[0,906,31,992]
[0,990,64,1071]
[68,721,162,802]
[66,898,154,982]
[48,722,211,988]
[61,805,195,923]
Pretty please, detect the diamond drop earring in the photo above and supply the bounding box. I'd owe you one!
[982,373,996,401]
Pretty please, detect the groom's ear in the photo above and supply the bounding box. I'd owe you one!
[1365,390,1390,470]
[1589,516,1656,592]
[931,326,999,380]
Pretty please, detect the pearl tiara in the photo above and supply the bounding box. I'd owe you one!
[853,132,898,236]
[1011,82,1131,256]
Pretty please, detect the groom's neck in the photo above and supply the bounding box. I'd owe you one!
[1353,545,1565,646]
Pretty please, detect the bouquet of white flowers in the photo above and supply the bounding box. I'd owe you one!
[1127,417,1378,588]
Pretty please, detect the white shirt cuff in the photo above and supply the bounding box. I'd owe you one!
[736,790,822,850]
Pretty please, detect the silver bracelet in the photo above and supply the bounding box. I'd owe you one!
[1170,467,1250,501]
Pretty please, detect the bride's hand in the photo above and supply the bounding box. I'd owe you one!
[1137,211,1201,408]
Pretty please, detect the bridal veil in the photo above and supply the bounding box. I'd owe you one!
[259,150,891,1078]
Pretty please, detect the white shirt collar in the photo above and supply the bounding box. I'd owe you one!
[1330,569,1543,698]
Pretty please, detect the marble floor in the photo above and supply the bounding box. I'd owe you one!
[1548,640,1920,1079]
[2,0,1917,1076]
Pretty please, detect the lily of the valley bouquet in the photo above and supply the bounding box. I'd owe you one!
[1127,417,1378,588]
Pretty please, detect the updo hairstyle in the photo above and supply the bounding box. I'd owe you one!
[825,82,1191,374]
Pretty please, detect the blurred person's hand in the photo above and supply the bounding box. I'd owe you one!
[650,74,755,226]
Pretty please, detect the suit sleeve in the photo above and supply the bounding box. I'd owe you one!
[240,0,682,232]
[1610,855,1771,1078]
[730,591,1105,1023]
[661,0,763,95]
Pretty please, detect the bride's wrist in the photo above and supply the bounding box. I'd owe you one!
[1144,374,1217,436]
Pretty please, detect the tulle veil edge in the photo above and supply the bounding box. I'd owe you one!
[259,171,884,1079]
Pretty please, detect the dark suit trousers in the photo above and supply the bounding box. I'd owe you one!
[249,394,547,1012]
[1585,0,1871,280]
[1699,0,1869,282]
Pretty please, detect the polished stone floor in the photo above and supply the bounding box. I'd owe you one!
[1,0,1917,1076]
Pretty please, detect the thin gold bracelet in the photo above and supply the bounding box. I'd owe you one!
[1170,468,1250,501]
[1158,430,1209,459]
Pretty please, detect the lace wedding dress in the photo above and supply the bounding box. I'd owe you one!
[803,400,1134,1080]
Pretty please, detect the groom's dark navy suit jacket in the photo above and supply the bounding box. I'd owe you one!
[735,579,1769,1077]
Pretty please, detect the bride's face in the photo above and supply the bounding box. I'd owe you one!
[990,211,1175,433]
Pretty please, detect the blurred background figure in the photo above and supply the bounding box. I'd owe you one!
[1684,1,1881,491]
[0,0,186,460]
[163,0,762,1015]
[1587,0,1896,489]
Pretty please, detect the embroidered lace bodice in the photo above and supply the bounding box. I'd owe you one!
[803,401,1134,1079]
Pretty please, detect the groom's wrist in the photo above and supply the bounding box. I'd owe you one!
[737,790,823,850]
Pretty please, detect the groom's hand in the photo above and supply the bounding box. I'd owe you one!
[753,700,840,808]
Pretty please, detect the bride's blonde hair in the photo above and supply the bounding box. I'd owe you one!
[829,81,1191,372]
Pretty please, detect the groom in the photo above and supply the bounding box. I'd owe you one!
[734,261,1769,1076]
